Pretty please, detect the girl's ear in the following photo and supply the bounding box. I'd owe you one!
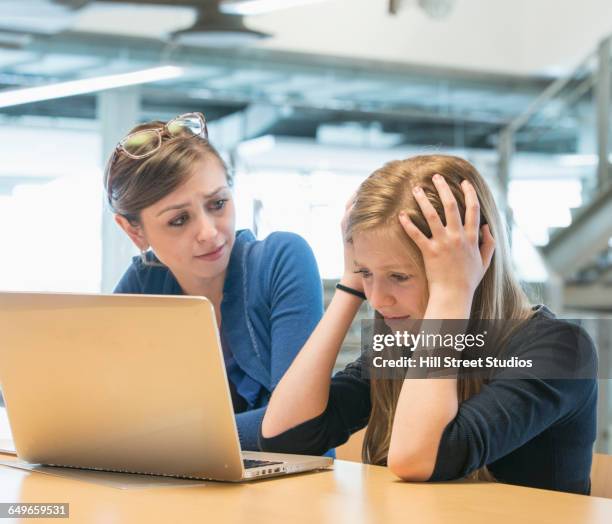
[114,214,149,251]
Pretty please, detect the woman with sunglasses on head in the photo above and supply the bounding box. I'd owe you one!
[260,155,597,494]
[104,113,324,450]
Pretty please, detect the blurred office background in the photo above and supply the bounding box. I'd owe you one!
[0,0,611,451]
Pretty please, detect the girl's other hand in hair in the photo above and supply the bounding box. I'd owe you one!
[398,175,495,301]
[340,191,363,291]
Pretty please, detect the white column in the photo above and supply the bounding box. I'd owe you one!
[98,87,141,293]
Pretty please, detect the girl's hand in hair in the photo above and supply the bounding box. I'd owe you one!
[398,175,495,301]
[340,192,363,291]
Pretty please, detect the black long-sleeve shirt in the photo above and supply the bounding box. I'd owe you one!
[259,305,598,495]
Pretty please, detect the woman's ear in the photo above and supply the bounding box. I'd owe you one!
[114,214,149,251]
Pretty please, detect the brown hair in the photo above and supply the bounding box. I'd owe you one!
[346,155,534,479]
[104,120,232,225]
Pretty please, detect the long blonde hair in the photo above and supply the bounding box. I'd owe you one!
[346,155,534,478]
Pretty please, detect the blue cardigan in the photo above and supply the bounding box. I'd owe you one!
[113,229,324,450]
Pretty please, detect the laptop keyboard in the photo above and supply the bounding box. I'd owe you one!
[243,458,284,469]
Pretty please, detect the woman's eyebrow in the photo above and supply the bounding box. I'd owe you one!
[156,186,229,217]
[203,186,229,198]
[156,202,189,217]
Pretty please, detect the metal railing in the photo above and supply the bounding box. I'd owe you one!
[497,36,611,223]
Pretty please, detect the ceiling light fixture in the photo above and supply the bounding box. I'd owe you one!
[172,12,268,47]
[171,0,270,47]
[0,65,183,108]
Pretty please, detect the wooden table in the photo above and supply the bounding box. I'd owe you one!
[1,452,611,524]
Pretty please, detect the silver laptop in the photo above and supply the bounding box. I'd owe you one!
[0,292,332,481]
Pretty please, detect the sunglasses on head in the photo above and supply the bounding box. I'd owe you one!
[115,112,208,160]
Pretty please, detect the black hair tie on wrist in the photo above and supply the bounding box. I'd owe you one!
[336,283,367,300]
